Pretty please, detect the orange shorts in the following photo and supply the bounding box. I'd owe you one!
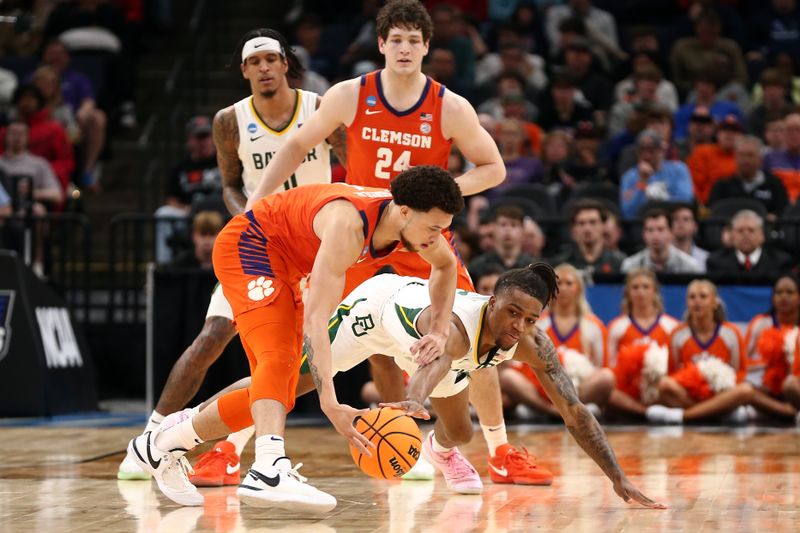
[343,231,474,297]
[213,211,306,317]
[212,213,305,429]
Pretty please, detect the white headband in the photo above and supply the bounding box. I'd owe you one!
[241,37,284,62]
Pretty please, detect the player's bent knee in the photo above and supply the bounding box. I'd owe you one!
[250,350,300,411]
[444,419,474,445]
[190,318,235,366]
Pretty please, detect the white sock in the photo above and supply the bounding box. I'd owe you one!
[153,418,203,453]
[253,435,285,470]
[481,423,508,457]
[431,432,453,454]
[226,426,255,455]
[144,410,165,433]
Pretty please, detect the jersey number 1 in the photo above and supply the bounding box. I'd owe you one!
[375,147,411,180]
[283,174,298,190]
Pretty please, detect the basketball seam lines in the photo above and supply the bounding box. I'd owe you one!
[355,409,420,477]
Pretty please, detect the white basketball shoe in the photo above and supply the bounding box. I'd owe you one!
[237,457,337,513]
[127,430,203,506]
[117,451,152,480]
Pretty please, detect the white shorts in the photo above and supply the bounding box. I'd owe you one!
[328,274,469,399]
[206,284,234,321]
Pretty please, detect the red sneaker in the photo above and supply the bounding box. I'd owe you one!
[488,444,554,486]
[189,441,241,487]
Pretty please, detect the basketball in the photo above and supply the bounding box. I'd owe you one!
[349,407,422,479]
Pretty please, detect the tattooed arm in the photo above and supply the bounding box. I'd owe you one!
[317,95,347,166]
[515,329,665,508]
[213,107,246,215]
[303,200,372,454]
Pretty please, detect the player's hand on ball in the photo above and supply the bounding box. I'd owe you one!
[378,401,430,420]
[613,476,666,509]
[323,402,374,457]
[410,332,447,366]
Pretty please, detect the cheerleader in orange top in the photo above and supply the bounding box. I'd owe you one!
[787,334,800,421]
[646,280,753,424]
[607,269,679,418]
[744,274,800,421]
[500,263,615,417]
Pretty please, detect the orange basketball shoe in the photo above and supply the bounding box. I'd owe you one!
[189,441,241,487]
[488,444,554,486]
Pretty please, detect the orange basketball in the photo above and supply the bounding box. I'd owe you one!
[349,407,422,479]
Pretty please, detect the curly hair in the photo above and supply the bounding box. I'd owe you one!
[494,262,559,309]
[376,0,434,42]
[390,165,464,214]
[229,28,303,79]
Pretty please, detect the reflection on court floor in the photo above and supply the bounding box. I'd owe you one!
[0,425,798,532]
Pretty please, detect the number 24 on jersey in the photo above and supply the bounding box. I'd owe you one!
[375,148,411,180]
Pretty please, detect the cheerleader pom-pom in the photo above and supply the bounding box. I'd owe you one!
[757,328,787,366]
[641,343,668,404]
[696,357,736,394]
[562,348,597,389]
[671,363,713,402]
[614,344,648,399]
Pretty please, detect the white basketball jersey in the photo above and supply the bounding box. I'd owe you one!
[234,89,331,196]
[389,281,518,374]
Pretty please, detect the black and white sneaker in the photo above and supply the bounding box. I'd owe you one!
[127,430,203,506]
[237,457,336,513]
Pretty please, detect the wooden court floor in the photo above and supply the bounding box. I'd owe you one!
[0,424,798,532]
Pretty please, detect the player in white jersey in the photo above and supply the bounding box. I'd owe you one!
[174,264,662,505]
[118,28,345,482]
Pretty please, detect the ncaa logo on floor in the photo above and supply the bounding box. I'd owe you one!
[0,290,15,361]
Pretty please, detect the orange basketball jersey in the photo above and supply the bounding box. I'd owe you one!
[669,322,745,381]
[607,313,680,367]
[246,183,399,278]
[346,70,452,186]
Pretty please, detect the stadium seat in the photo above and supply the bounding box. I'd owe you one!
[562,182,621,217]
[489,196,546,220]
[499,184,556,217]
[708,197,768,219]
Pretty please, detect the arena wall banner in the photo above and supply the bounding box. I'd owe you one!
[0,251,97,416]
[587,283,772,331]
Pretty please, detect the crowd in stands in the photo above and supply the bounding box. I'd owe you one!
[2,2,798,420]
[0,0,168,272]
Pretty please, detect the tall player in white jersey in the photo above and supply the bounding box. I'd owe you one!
[118,28,345,482]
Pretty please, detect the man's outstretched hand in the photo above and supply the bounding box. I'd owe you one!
[613,476,667,509]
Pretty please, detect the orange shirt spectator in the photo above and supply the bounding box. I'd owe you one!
[685,115,742,204]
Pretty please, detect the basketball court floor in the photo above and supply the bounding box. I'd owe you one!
[1,422,798,532]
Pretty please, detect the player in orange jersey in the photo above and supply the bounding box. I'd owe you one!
[501,263,615,418]
[607,269,679,418]
[646,280,754,424]
[743,274,800,421]
[128,167,464,511]
[246,0,549,486]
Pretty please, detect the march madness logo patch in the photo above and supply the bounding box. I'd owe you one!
[0,290,15,361]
